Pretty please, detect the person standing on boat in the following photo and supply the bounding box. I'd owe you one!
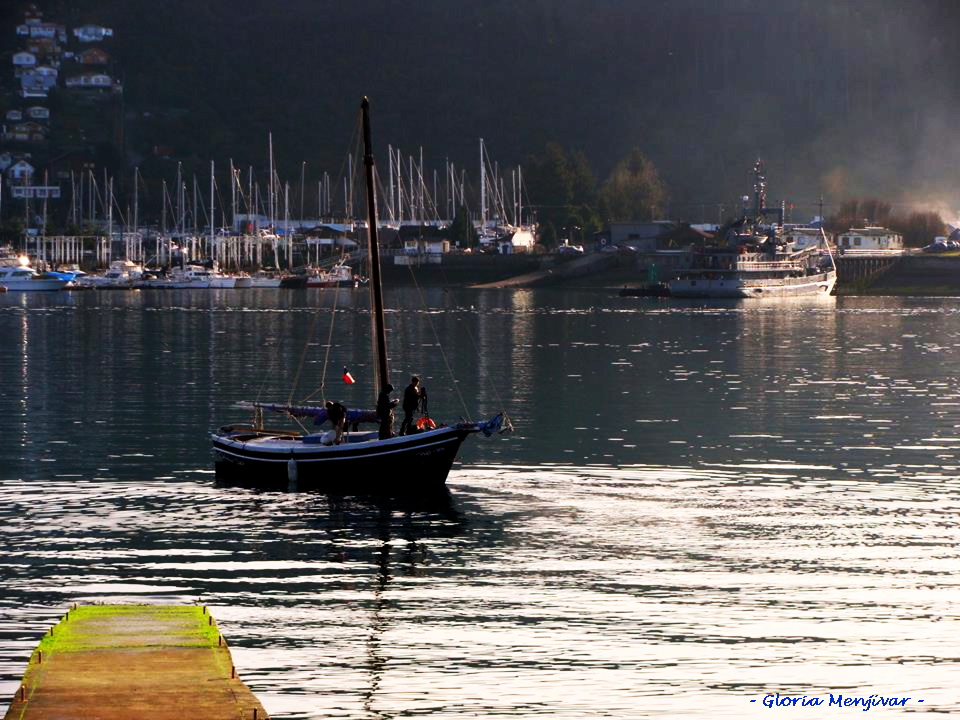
[325,400,348,445]
[376,383,398,440]
[399,376,422,435]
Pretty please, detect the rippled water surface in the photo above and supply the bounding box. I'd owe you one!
[1,289,959,718]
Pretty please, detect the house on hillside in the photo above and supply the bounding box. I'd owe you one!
[25,106,50,121]
[78,48,110,66]
[65,72,113,89]
[73,25,114,42]
[13,51,37,69]
[19,66,58,97]
[25,22,66,42]
[3,122,48,143]
[5,110,24,122]
[8,160,36,183]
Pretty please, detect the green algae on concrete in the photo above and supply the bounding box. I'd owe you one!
[4,605,268,720]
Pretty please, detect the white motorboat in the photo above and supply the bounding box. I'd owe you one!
[0,265,69,291]
[78,260,144,289]
[249,270,282,288]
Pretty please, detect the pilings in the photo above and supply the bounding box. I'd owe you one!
[835,254,901,288]
[3,604,268,720]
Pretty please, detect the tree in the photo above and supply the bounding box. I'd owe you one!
[888,211,946,247]
[524,142,601,247]
[538,221,557,247]
[827,197,893,233]
[598,149,668,222]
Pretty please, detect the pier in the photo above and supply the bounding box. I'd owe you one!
[834,253,902,290]
[470,251,620,288]
[3,605,267,720]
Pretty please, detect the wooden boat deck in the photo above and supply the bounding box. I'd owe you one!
[3,605,267,720]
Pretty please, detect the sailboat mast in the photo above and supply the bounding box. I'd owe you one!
[480,138,486,229]
[361,97,390,392]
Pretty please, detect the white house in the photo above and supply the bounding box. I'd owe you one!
[5,110,23,122]
[404,238,450,255]
[8,160,35,182]
[838,227,904,252]
[73,25,114,42]
[28,23,65,41]
[66,73,112,88]
[19,67,57,97]
[3,122,47,143]
[13,51,37,67]
[783,226,827,251]
[26,106,50,120]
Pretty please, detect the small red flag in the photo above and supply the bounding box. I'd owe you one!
[342,367,355,385]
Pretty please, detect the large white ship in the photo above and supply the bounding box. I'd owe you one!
[668,161,837,299]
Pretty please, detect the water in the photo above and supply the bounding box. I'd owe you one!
[1,288,959,718]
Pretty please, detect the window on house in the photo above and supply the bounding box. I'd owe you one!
[854,237,861,246]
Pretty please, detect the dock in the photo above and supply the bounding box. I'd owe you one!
[3,605,267,720]
[470,251,620,288]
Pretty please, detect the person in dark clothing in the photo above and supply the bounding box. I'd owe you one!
[376,383,398,440]
[399,375,422,435]
[325,400,348,445]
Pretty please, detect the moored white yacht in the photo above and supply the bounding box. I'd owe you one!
[0,264,70,291]
[78,260,144,289]
[249,269,282,288]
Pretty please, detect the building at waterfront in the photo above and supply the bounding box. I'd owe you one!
[838,227,904,252]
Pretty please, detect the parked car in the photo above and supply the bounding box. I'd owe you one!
[558,244,584,254]
[922,238,948,253]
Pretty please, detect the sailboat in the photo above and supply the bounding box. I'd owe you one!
[211,98,510,492]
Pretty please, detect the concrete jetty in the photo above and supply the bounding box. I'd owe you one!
[3,605,267,720]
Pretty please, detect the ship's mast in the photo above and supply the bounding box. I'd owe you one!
[752,159,766,217]
[361,97,390,394]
